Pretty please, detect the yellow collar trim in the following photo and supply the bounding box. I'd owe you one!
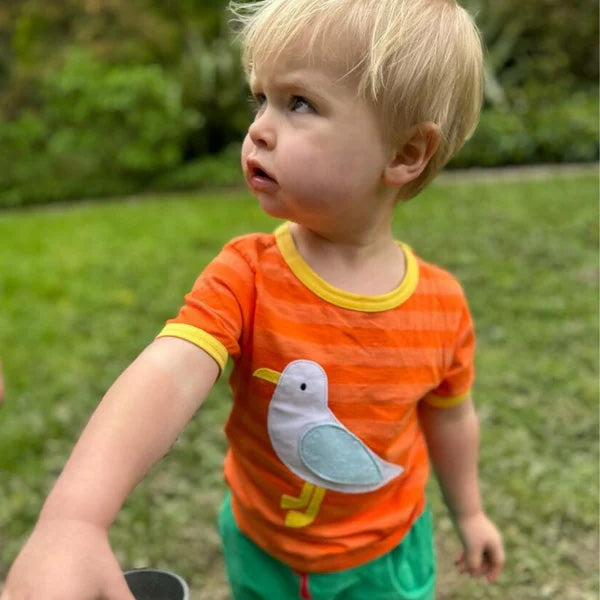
[274,222,419,312]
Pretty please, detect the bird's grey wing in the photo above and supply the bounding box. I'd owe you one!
[299,423,385,486]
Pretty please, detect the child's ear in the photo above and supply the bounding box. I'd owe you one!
[383,122,441,188]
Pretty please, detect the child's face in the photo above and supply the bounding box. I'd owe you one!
[241,56,394,235]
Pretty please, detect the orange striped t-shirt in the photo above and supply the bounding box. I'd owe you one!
[157,222,475,573]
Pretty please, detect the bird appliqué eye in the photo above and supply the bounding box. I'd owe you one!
[300,383,307,391]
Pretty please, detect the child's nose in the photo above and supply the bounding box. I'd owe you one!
[248,109,276,149]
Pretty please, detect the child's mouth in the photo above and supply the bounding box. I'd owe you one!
[252,166,277,183]
[247,160,278,191]
[254,167,274,181]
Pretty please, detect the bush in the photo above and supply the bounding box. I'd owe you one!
[452,90,599,168]
[151,143,243,192]
[448,0,599,168]
[0,112,49,206]
[0,50,199,207]
[0,0,597,207]
[465,0,598,99]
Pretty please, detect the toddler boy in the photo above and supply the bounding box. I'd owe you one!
[1,1,504,599]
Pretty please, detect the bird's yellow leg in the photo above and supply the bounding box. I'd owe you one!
[280,481,315,509]
[284,485,326,528]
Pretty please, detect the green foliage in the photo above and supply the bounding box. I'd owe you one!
[0,0,597,207]
[454,0,599,167]
[43,50,198,173]
[464,0,598,101]
[0,173,597,599]
[178,33,249,155]
[453,92,599,167]
[151,143,242,192]
[0,50,199,206]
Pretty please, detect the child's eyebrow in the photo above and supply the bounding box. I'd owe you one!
[273,71,315,89]
[251,70,339,109]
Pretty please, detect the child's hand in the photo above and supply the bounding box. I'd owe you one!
[0,517,135,600]
[455,511,504,583]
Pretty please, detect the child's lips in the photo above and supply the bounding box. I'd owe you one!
[247,159,278,192]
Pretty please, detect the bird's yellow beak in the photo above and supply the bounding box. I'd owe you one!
[253,368,281,384]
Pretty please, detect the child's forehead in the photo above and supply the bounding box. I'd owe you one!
[250,63,360,103]
[249,52,349,90]
[246,25,361,85]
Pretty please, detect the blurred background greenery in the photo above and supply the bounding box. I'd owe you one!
[0,0,597,208]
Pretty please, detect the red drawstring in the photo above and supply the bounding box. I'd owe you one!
[294,570,312,600]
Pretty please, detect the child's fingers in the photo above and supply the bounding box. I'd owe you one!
[455,550,479,576]
[482,544,505,583]
[465,546,484,577]
[456,545,505,583]
[455,552,466,573]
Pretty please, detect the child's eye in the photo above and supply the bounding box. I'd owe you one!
[290,96,314,114]
[249,93,266,114]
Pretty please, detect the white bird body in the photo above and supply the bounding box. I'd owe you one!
[263,359,403,494]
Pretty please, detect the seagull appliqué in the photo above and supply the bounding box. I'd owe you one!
[254,359,404,527]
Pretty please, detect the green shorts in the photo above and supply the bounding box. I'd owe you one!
[218,493,435,600]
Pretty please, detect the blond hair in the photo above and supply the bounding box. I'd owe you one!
[230,0,484,199]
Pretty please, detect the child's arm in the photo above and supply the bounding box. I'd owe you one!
[0,336,219,600]
[418,396,505,583]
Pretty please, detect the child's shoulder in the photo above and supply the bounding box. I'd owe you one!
[218,230,281,269]
[225,230,278,253]
[410,249,467,299]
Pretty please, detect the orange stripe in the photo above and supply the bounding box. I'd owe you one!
[252,329,460,356]
[258,300,463,330]
[259,281,467,313]
[258,301,465,330]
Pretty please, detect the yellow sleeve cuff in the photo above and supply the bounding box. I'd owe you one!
[424,390,470,408]
[156,323,229,373]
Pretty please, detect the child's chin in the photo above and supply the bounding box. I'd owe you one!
[256,196,287,220]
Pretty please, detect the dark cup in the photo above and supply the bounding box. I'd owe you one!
[124,569,189,600]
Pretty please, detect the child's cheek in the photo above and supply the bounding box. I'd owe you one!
[240,135,252,170]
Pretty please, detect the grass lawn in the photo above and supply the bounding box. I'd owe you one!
[0,170,598,599]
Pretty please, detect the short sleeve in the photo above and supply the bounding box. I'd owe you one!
[157,240,256,373]
[424,298,475,408]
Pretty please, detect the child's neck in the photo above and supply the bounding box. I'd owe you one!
[289,222,406,296]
